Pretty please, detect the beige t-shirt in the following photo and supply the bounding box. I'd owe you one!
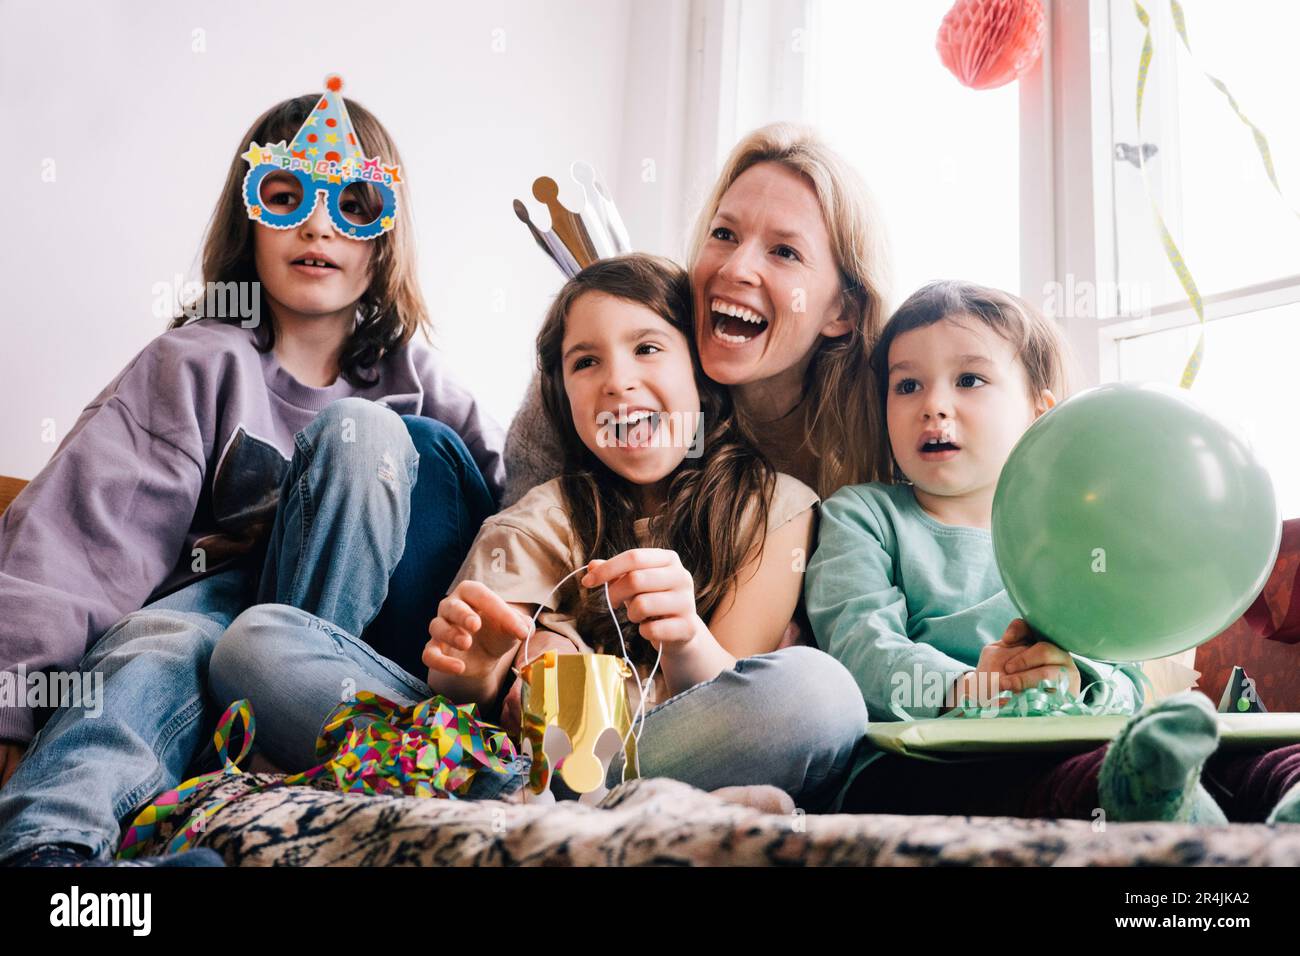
[450,473,819,709]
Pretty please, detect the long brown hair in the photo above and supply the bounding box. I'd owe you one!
[688,123,893,497]
[536,254,776,666]
[869,280,1074,482]
[170,92,429,386]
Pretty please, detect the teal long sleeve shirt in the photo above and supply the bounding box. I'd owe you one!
[805,482,1144,722]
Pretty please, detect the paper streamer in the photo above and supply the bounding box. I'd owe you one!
[1132,2,1299,389]
[117,691,517,860]
[1133,1,1206,390]
[1168,0,1299,218]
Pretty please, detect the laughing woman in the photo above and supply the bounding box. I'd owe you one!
[504,123,893,504]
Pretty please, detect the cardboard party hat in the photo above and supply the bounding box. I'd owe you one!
[513,162,632,278]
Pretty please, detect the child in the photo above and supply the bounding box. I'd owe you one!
[216,254,867,809]
[806,280,1300,823]
[0,78,504,866]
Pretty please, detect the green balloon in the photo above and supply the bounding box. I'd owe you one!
[992,382,1280,662]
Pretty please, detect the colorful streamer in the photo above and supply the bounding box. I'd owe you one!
[117,692,518,860]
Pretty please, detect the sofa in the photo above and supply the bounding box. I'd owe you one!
[3,475,1298,866]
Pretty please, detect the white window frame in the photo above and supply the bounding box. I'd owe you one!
[613,0,819,261]
[1020,0,1116,389]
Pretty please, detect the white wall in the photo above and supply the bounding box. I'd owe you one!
[0,0,709,479]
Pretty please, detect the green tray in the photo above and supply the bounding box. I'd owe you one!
[867,713,1300,758]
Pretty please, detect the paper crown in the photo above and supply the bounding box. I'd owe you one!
[520,650,639,795]
[513,162,632,277]
[241,74,401,240]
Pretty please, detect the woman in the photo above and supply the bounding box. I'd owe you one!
[504,122,893,504]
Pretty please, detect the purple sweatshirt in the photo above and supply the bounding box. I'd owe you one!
[0,319,505,745]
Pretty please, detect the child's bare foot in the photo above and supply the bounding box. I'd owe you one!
[710,784,796,814]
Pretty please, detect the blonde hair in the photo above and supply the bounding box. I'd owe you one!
[869,280,1075,482]
[172,93,429,386]
[687,123,893,497]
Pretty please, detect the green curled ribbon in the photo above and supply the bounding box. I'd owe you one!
[938,666,1154,720]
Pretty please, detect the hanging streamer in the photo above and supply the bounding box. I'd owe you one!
[1168,0,1299,218]
[1133,0,1206,389]
[1132,1,1299,389]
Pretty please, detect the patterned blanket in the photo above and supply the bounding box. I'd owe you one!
[125,772,1300,866]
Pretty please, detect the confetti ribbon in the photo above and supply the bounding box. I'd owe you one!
[939,673,1137,719]
[117,691,517,859]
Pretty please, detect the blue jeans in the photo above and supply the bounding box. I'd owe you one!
[602,645,866,808]
[0,398,494,861]
[209,603,864,809]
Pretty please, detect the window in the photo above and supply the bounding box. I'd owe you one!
[1099,0,1300,517]
[806,0,1021,298]
[1107,0,1300,303]
[1116,298,1300,519]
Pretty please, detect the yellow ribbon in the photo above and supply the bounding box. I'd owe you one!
[1169,0,1299,218]
[1132,1,1298,389]
[1133,0,1205,389]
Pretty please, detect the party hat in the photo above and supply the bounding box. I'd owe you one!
[1217,666,1268,713]
[287,74,366,166]
[520,650,639,795]
[241,75,401,240]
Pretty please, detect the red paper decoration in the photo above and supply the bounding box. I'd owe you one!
[936,0,1046,90]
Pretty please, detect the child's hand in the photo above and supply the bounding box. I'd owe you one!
[581,549,707,651]
[978,618,1036,686]
[423,580,532,678]
[1001,633,1081,695]
[947,619,1035,710]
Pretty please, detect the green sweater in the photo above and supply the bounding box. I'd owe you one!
[805,482,1143,722]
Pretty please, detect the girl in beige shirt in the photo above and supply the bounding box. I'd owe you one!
[423,254,865,806]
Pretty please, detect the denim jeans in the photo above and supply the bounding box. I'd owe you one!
[602,645,866,809]
[210,604,864,809]
[0,398,494,861]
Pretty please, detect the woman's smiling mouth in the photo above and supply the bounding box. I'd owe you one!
[709,297,769,346]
